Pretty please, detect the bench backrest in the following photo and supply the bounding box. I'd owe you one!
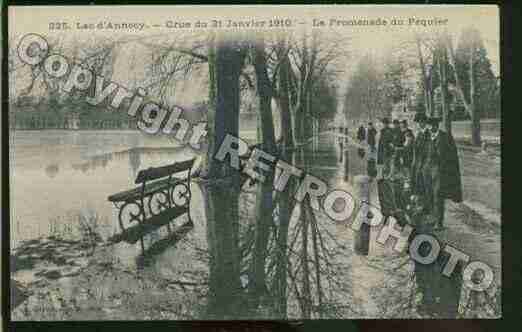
[135,157,196,184]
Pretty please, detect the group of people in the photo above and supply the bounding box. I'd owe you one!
[356,121,377,151]
[355,114,464,315]
[375,118,415,179]
[357,113,462,230]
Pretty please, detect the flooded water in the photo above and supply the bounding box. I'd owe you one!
[11,129,376,319]
[10,130,198,244]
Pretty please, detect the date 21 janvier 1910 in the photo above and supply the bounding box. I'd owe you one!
[208,18,293,28]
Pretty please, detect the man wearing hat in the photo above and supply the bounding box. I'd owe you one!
[367,121,377,152]
[410,112,429,198]
[399,120,414,147]
[389,119,402,176]
[421,116,463,229]
[399,120,415,172]
[356,122,366,144]
[377,117,394,178]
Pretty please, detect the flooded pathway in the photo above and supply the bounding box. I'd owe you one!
[11,130,500,320]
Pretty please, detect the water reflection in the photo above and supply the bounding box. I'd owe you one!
[14,131,361,319]
[69,148,188,175]
[129,149,141,179]
[135,220,194,269]
[195,141,357,319]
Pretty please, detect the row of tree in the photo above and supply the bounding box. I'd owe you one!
[10,30,341,145]
[11,93,135,130]
[198,32,350,318]
[344,26,499,146]
[164,31,342,176]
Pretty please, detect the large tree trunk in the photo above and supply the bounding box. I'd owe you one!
[204,35,246,318]
[273,149,297,318]
[249,37,277,306]
[295,147,312,318]
[308,202,323,317]
[203,181,242,319]
[300,198,312,318]
[209,37,245,177]
[253,39,277,155]
[438,43,452,135]
[278,38,295,150]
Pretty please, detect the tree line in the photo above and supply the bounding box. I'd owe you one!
[344,26,499,146]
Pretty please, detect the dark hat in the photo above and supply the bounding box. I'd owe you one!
[427,117,442,125]
[401,119,408,126]
[368,121,373,126]
[413,112,427,123]
[392,119,400,125]
[381,117,390,124]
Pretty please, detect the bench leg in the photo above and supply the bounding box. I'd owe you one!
[139,236,145,255]
[139,198,146,255]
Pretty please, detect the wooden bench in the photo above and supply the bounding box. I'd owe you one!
[108,157,196,250]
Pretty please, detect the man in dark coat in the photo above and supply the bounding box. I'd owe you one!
[390,119,403,175]
[399,120,414,170]
[421,117,463,229]
[399,120,414,147]
[357,124,366,143]
[410,112,430,200]
[391,119,402,146]
[377,117,394,178]
[367,122,377,152]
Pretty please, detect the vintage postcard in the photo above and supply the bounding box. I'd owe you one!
[7,5,500,320]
